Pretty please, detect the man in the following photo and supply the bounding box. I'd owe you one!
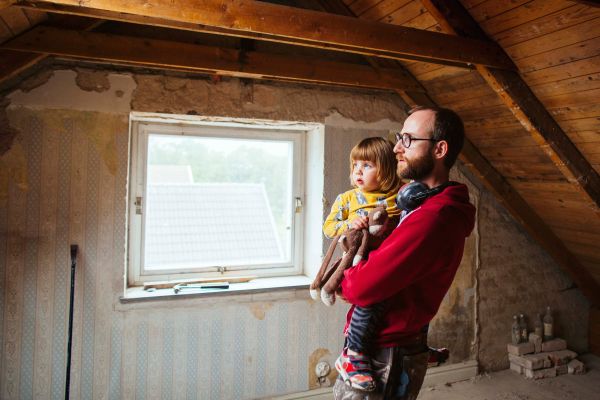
[333,106,476,400]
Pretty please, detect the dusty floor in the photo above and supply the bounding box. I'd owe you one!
[418,354,600,400]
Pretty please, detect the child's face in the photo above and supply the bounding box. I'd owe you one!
[352,159,379,192]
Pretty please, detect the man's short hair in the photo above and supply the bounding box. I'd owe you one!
[409,106,465,169]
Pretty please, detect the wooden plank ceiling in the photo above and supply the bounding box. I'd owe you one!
[0,0,599,305]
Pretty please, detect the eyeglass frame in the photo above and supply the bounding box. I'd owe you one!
[395,132,440,149]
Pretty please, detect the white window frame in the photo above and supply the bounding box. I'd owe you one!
[126,113,317,287]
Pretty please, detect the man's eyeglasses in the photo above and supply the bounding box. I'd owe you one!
[395,132,439,149]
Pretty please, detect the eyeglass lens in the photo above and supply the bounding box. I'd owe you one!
[395,132,411,148]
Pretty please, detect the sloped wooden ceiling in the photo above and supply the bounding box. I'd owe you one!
[0,0,599,304]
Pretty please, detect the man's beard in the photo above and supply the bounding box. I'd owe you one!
[398,150,435,181]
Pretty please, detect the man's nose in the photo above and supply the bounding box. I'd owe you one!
[393,141,404,154]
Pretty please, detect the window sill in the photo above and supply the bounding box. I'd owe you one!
[120,275,312,304]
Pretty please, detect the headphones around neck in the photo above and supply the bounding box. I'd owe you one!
[396,181,456,212]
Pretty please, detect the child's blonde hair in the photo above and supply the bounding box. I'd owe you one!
[349,136,401,193]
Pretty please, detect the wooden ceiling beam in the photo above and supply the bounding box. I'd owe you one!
[0,17,102,86]
[422,0,600,211]
[13,0,516,69]
[1,26,425,92]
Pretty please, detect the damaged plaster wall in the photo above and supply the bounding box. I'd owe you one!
[0,67,411,400]
[476,186,589,371]
[0,64,589,400]
[8,69,135,113]
[427,167,479,364]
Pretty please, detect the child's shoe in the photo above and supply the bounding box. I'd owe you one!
[335,350,376,392]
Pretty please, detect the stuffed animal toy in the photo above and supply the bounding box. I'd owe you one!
[310,205,394,306]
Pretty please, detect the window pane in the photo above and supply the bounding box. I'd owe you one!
[143,134,293,271]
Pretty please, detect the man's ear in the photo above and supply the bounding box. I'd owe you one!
[433,140,448,160]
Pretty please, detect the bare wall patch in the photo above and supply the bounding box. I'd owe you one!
[248,302,273,320]
[8,69,136,113]
[75,68,111,92]
[308,348,335,390]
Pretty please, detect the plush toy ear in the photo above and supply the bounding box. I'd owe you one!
[310,234,342,300]
[321,290,335,306]
[321,230,363,305]
[310,288,319,300]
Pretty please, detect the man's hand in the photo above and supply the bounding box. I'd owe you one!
[350,216,369,230]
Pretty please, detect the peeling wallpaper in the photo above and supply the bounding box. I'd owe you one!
[0,66,588,399]
[8,70,135,113]
[0,69,411,400]
[0,104,350,400]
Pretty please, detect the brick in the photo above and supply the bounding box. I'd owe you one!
[510,362,523,374]
[555,364,568,375]
[508,353,550,370]
[507,341,535,355]
[547,349,578,366]
[541,338,567,352]
[542,356,552,368]
[525,366,557,380]
[568,359,586,375]
[528,333,542,353]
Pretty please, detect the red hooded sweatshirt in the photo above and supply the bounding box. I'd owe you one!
[341,182,476,347]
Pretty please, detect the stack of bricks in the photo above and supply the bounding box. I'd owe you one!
[507,335,586,379]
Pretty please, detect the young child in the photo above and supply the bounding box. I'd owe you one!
[323,136,401,392]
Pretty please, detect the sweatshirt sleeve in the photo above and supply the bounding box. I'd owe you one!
[323,193,351,239]
[341,208,454,307]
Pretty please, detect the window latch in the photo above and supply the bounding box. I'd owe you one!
[135,196,143,215]
[295,197,303,213]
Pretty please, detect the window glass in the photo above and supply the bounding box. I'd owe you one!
[143,134,293,271]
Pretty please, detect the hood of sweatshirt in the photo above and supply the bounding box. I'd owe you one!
[419,182,476,238]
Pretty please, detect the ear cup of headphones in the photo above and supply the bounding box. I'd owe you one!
[396,181,430,212]
[397,181,457,213]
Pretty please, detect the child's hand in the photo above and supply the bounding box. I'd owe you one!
[350,216,369,230]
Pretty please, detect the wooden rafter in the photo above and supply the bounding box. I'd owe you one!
[1,26,424,92]
[421,0,600,212]
[0,17,102,86]
[14,0,515,69]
